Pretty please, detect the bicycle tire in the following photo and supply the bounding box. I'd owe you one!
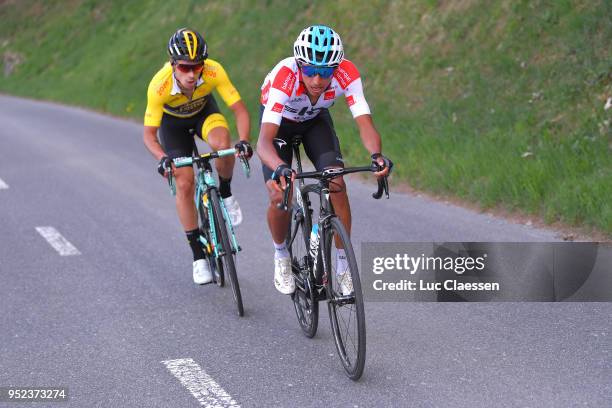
[197,194,224,287]
[206,198,225,288]
[209,189,244,317]
[324,217,366,380]
[287,206,319,338]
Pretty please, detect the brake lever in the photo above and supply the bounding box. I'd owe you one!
[371,162,390,199]
[372,177,384,199]
[167,169,176,196]
[238,154,251,178]
[382,176,390,199]
[276,175,292,211]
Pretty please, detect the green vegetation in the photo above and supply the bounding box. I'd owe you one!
[1,0,610,233]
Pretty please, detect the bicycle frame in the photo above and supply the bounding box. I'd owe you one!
[290,140,345,300]
[170,149,242,258]
[298,178,350,299]
[195,159,241,258]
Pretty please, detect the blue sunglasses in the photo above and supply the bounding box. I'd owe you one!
[300,64,336,79]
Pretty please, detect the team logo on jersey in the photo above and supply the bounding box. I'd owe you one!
[165,97,207,116]
[334,60,360,89]
[157,79,170,96]
[273,138,287,149]
[346,95,355,107]
[335,68,352,89]
[272,102,284,113]
[324,90,336,100]
[272,66,297,96]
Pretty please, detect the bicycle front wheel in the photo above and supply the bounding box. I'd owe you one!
[324,217,366,380]
[198,194,224,287]
[209,189,244,317]
[287,206,318,338]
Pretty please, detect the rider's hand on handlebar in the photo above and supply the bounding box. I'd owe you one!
[371,153,393,177]
[235,140,253,159]
[271,163,295,192]
[157,156,173,178]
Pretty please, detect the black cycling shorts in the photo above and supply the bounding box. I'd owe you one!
[159,94,229,159]
[260,107,344,182]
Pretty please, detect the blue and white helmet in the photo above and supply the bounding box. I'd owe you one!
[293,25,344,67]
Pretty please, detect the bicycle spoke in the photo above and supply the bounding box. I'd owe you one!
[337,304,358,363]
[342,307,354,347]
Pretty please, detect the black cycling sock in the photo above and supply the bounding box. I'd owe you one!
[186,229,205,261]
[219,176,232,199]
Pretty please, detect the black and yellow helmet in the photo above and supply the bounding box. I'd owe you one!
[167,28,208,62]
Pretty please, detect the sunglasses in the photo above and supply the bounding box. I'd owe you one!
[300,64,336,79]
[174,62,205,74]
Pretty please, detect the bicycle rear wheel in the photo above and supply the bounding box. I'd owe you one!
[324,217,366,380]
[287,206,319,338]
[209,189,244,317]
[198,194,224,287]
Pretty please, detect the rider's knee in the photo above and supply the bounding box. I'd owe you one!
[175,175,195,196]
[329,175,347,195]
[207,128,231,150]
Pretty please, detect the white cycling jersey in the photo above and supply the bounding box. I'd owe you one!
[260,57,371,125]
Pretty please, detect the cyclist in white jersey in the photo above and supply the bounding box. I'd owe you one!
[256,25,392,295]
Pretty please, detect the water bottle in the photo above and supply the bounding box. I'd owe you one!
[309,224,319,259]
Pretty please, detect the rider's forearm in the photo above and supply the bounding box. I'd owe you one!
[143,126,166,160]
[230,100,251,142]
[257,122,285,170]
[355,114,382,155]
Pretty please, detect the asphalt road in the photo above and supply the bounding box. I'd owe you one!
[0,95,610,407]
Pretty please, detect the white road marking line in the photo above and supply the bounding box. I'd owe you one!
[35,226,81,256]
[161,358,240,408]
[0,177,8,189]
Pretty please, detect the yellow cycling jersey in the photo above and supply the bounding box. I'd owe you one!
[144,59,241,127]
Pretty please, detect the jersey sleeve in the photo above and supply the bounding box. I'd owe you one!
[344,77,371,118]
[144,79,165,127]
[212,62,242,107]
[260,65,296,125]
[334,60,371,118]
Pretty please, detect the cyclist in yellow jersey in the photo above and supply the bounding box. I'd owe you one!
[143,28,252,285]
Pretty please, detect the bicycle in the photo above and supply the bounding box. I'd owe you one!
[168,147,250,317]
[278,135,390,380]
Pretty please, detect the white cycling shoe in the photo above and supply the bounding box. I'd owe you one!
[274,257,295,295]
[193,259,213,285]
[223,196,243,226]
